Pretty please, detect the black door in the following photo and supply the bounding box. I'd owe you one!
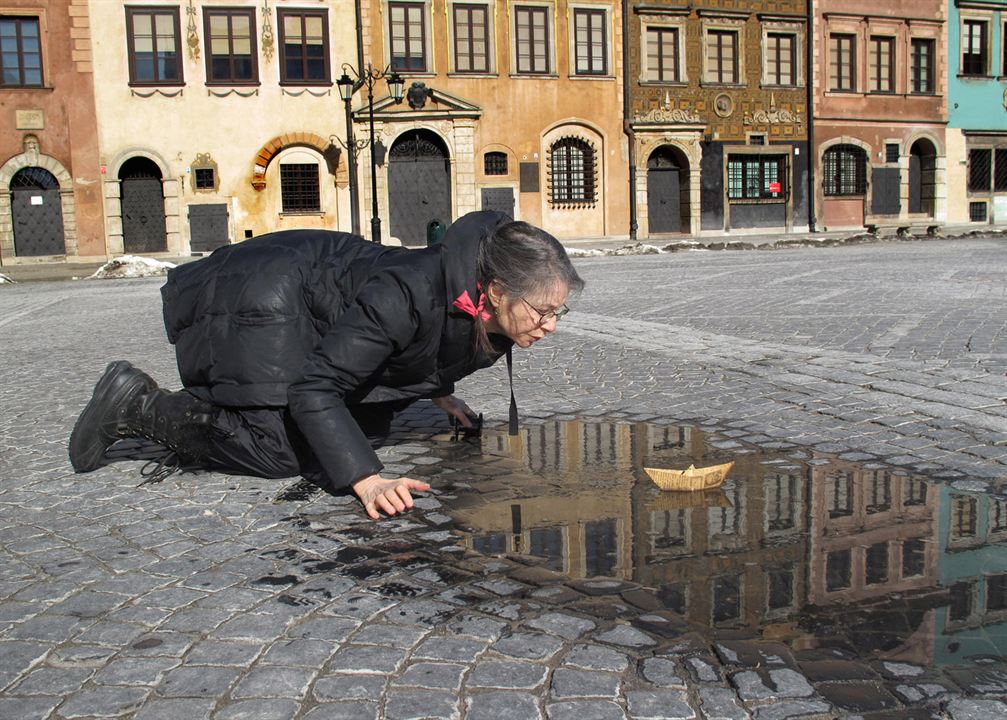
[909,140,936,217]
[388,131,451,246]
[120,157,167,253]
[188,203,230,253]
[481,187,514,219]
[647,146,689,234]
[10,167,65,256]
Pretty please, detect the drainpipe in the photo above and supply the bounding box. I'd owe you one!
[622,0,638,240]
[806,0,817,232]
[354,0,364,73]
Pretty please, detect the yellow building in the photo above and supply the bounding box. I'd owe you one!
[89,0,358,256]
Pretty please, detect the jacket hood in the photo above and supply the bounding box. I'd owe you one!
[440,210,512,319]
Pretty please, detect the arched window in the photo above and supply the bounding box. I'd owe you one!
[278,149,321,213]
[549,137,596,207]
[823,144,867,196]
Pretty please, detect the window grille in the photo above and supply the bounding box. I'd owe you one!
[280,164,320,213]
[970,201,988,222]
[995,149,1007,191]
[885,143,900,164]
[823,145,867,196]
[548,136,597,207]
[194,168,215,190]
[484,151,508,176]
[969,148,992,192]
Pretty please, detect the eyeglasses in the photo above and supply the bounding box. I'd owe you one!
[521,298,570,326]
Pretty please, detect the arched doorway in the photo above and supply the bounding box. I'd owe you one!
[388,130,451,246]
[909,139,936,217]
[120,157,167,253]
[10,167,65,256]
[647,145,690,234]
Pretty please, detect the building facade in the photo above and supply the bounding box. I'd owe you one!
[0,1,105,264]
[88,0,358,257]
[356,0,629,244]
[626,0,810,238]
[947,0,1007,225]
[813,0,947,231]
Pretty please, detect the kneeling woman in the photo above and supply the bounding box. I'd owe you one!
[68,212,583,520]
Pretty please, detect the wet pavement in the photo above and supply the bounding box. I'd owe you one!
[2,238,1007,719]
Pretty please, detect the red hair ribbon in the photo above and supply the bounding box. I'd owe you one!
[453,283,491,321]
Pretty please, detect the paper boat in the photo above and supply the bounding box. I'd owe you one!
[643,461,735,492]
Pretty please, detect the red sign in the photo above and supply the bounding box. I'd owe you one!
[768,181,781,193]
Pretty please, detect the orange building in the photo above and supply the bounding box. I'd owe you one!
[0,0,105,265]
[355,0,629,243]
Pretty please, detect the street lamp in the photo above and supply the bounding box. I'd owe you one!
[334,64,405,243]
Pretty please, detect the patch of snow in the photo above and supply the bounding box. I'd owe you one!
[563,246,605,258]
[87,255,176,280]
[609,243,663,256]
[0,272,14,284]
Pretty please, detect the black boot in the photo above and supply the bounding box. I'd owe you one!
[69,361,217,474]
[69,361,159,472]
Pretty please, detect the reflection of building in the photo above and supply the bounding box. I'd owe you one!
[464,419,810,633]
[936,486,1007,664]
[810,462,937,605]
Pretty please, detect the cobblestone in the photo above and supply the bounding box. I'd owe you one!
[4,240,1007,717]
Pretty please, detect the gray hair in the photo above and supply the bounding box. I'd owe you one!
[477,221,584,300]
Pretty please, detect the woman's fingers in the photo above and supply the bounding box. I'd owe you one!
[395,483,415,509]
[403,478,432,492]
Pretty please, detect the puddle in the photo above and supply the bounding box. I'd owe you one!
[432,417,1007,668]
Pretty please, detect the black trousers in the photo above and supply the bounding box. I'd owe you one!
[199,401,404,489]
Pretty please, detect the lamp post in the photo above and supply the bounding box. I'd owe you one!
[335,64,405,244]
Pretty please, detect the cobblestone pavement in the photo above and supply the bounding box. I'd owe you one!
[1,237,1007,719]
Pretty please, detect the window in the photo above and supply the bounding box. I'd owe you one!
[866,471,891,513]
[646,27,679,82]
[950,581,973,622]
[827,471,854,517]
[826,549,852,591]
[484,151,508,175]
[280,164,320,213]
[970,201,988,222]
[515,6,550,74]
[885,143,900,164]
[992,499,1007,533]
[969,148,992,192]
[706,29,738,83]
[204,8,257,84]
[453,4,490,73]
[823,145,867,196]
[278,10,329,84]
[194,168,215,190]
[829,34,856,91]
[389,2,427,72]
[549,137,596,205]
[712,575,741,622]
[767,567,794,611]
[995,149,1007,191]
[869,36,895,93]
[902,538,925,577]
[987,574,1007,611]
[866,543,888,584]
[727,155,787,200]
[766,32,796,86]
[0,16,43,87]
[952,494,978,539]
[765,474,797,532]
[573,8,606,76]
[962,19,987,76]
[911,39,934,94]
[905,477,927,506]
[126,8,182,85]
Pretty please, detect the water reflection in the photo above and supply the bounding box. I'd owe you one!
[444,417,1007,666]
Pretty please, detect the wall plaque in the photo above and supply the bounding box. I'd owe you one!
[16,110,44,130]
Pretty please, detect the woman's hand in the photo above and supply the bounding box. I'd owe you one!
[432,394,477,428]
[352,473,431,520]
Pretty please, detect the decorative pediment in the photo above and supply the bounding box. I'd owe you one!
[359,86,482,122]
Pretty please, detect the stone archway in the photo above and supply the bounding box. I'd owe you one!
[647,145,691,234]
[0,135,76,262]
[387,129,452,246]
[909,138,937,217]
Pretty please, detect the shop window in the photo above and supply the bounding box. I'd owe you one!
[727,155,786,200]
[823,145,867,196]
[126,7,182,85]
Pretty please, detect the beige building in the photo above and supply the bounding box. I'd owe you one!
[88,0,358,256]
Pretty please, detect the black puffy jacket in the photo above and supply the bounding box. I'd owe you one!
[161,211,513,489]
